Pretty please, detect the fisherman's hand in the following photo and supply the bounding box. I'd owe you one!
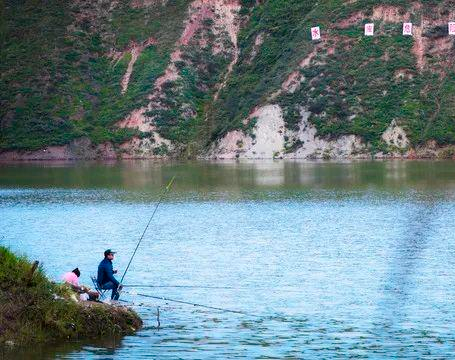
[113,269,118,274]
[118,284,123,291]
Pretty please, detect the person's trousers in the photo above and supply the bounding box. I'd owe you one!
[101,281,120,300]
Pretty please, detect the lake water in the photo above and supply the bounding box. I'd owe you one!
[1,160,455,359]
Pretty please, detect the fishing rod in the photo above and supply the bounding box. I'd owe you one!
[120,176,176,285]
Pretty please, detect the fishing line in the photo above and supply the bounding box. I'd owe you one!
[123,284,304,293]
[130,292,258,317]
[120,176,176,285]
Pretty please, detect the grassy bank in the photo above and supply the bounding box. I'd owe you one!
[0,246,142,346]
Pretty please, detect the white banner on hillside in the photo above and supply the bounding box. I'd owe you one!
[364,23,374,36]
[403,23,413,36]
[311,26,321,40]
[449,22,455,35]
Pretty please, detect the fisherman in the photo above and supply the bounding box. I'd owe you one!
[62,267,99,301]
[97,249,122,300]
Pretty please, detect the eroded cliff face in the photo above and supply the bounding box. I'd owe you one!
[208,105,368,160]
[2,0,455,160]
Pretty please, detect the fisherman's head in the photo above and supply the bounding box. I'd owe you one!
[72,268,80,277]
[104,249,116,260]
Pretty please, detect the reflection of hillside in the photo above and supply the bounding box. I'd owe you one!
[120,161,164,189]
[1,336,123,359]
[251,162,285,187]
[0,161,455,195]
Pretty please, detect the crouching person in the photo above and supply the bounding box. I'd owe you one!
[62,267,99,301]
[97,249,122,301]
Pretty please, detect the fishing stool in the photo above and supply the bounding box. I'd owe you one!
[90,275,107,300]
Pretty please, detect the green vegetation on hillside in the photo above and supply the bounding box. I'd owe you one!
[0,246,141,345]
[0,0,191,151]
[210,0,318,139]
[145,17,235,150]
[1,0,455,155]
[212,0,455,150]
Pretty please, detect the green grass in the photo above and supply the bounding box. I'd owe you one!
[144,15,234,150]
[0,246,142,345]
[209,0,318,138]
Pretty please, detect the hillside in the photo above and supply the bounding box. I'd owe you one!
[1,0,455,160]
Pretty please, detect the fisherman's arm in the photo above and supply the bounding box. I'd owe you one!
[105,263,120,285]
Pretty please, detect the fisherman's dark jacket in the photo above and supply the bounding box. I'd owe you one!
[97,258,119,286]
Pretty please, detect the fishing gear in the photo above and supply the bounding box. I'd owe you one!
[120,176,176,287]
[123,284,305,293]
[132,292,257,317]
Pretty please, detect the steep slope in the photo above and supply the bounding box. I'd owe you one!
[210,0,455,159]
[1,0,455,160]
[116,0,242,158]
[0,0,192,158]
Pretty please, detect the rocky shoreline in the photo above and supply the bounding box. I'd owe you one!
[2,107,455,162]
[0,140,454,161]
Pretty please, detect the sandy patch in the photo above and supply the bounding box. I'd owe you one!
[249,32,265,62]
[282,71,304,93]
[412,23,426,70]
[337,11,365,28]
[372,5,407,22]
[117,108,152,132]
[299,48,319,68]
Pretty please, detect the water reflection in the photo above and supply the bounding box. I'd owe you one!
[0,337,123,359]
[1,160,455,192]
[374,197,441,358]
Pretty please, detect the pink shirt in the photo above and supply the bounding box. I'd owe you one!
[62,272,79,287]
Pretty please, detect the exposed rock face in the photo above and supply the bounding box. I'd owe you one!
[207,2,455,160]
[284,111,367,160]
[210,105,285,159]
[119,135,172,159]
[209,105,368,160]
[382,120,409,150]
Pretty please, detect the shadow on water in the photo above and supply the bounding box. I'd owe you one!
[376,196,438,354]
[0,337,123,360]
